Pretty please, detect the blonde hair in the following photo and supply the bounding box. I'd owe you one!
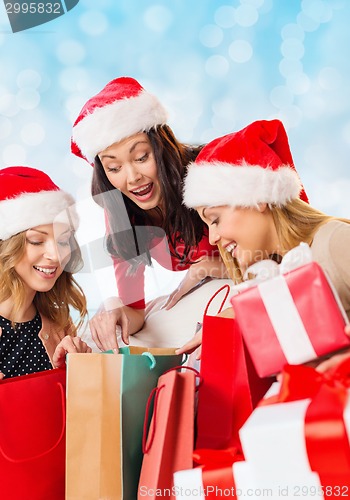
[0,231,87,333]
[219,198,350,284]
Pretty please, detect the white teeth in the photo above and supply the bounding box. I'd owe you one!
[34,266,56,275]
[226,243,237,254]
[132,183,151,194]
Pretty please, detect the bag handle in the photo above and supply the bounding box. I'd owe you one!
[0,381,65,463]
[142,384,165,453]
[204,284,230,316]
[142,366,201,454]
[162,365,202,386]
[141,352,188,370]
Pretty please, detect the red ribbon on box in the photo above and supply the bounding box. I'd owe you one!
[192,447,244,498]
[261,360,350,493]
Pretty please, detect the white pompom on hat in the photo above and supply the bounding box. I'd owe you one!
[71,76,168,165]
[0,166,79,241]
[183,119,308,209]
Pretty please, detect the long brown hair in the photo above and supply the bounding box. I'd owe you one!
[219,199,350,284]
[91,125,206,266]
[0,232,87,333]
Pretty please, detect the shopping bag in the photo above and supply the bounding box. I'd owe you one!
[0,368,66,500]
[138,366,198,499]
[196,285,273,450]
[66,348,183,500]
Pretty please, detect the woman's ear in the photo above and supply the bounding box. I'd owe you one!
[257,203,268,213]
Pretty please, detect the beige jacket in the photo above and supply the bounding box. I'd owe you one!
[311,220,350,321]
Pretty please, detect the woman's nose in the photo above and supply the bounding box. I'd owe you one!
[126,165,142,184]
[208,226,220,246]
[43,241,59,261]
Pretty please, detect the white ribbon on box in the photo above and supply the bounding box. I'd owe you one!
[173,468,206,500]
[233,460,322,500]
[233,380,350,497]
[231,243,348,365]
[234,382,323,496]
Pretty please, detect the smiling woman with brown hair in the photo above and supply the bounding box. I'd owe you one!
[71,76,228,351]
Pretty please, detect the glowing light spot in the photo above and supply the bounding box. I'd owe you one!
[199,24,224,48]
[229,40,253,63]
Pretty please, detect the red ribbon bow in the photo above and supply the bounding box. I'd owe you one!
[261,359,350,490]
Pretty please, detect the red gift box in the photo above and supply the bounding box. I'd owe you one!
[173,447,243,499]
[232,361,350,499]
[231,255,349,377]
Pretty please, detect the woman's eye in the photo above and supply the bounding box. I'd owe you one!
[58,240,70,247]
[107,165,121,173]
[210,218,219,225]
[135,153,148,162]
[27,240,42,246]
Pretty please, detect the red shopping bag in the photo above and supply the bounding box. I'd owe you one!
[0,368,66,500]
[137,366,198,499]
[196,285,273,450]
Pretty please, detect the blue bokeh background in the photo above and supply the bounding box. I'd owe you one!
[1,0,349,306]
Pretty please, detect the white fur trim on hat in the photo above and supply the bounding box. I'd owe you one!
[183,162,302,208]
[0,190,79,240]
[72,89,168,163]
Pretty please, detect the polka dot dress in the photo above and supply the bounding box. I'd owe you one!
[0,313,52,378]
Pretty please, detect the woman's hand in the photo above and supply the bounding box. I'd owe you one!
[0,371,4,380]
[163,256,228,310]
[89,297,145,351]
[53,336,92,369]
[175,327,203,360]
[175,307,234,359]
[163,271,207,311]
[89,297,130,352]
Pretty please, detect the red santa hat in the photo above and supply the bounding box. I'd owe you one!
[71,76,168,164]
[0,166,79,241]
[183,119,308,208]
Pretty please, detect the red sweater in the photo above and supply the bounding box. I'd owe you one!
[112,231,218,309]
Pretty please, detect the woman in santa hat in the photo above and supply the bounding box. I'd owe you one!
[0,166,91,379]
[71,76,229,351]
[179,119,350,369]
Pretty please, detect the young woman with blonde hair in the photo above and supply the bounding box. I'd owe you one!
[0,166,91,379]
[179,119,350,370]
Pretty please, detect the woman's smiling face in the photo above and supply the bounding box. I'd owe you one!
[198,204,278,272]
[98,132,162,210]
[14,223,72,295]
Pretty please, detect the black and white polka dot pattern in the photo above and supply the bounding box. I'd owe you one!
[0,313,52,378]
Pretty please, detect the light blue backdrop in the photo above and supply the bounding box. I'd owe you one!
[1,0,349,306]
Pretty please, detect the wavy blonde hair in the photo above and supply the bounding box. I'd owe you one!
[218,198,350,284]
[0,231,87,333]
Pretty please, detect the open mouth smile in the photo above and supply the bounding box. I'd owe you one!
[33,266,57,277]
[225,242,237,257]
[130,183,154,200]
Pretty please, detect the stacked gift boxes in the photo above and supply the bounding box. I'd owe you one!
[233,365,350,498]
[174,244,350,499]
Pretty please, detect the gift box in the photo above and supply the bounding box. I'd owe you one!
[231,243,350,377]
[235,362,350,496]
[233,461,322,500]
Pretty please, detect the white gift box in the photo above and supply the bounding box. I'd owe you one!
[237,381,350,477]
[233,461,322,500]
[173,469,205,500]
